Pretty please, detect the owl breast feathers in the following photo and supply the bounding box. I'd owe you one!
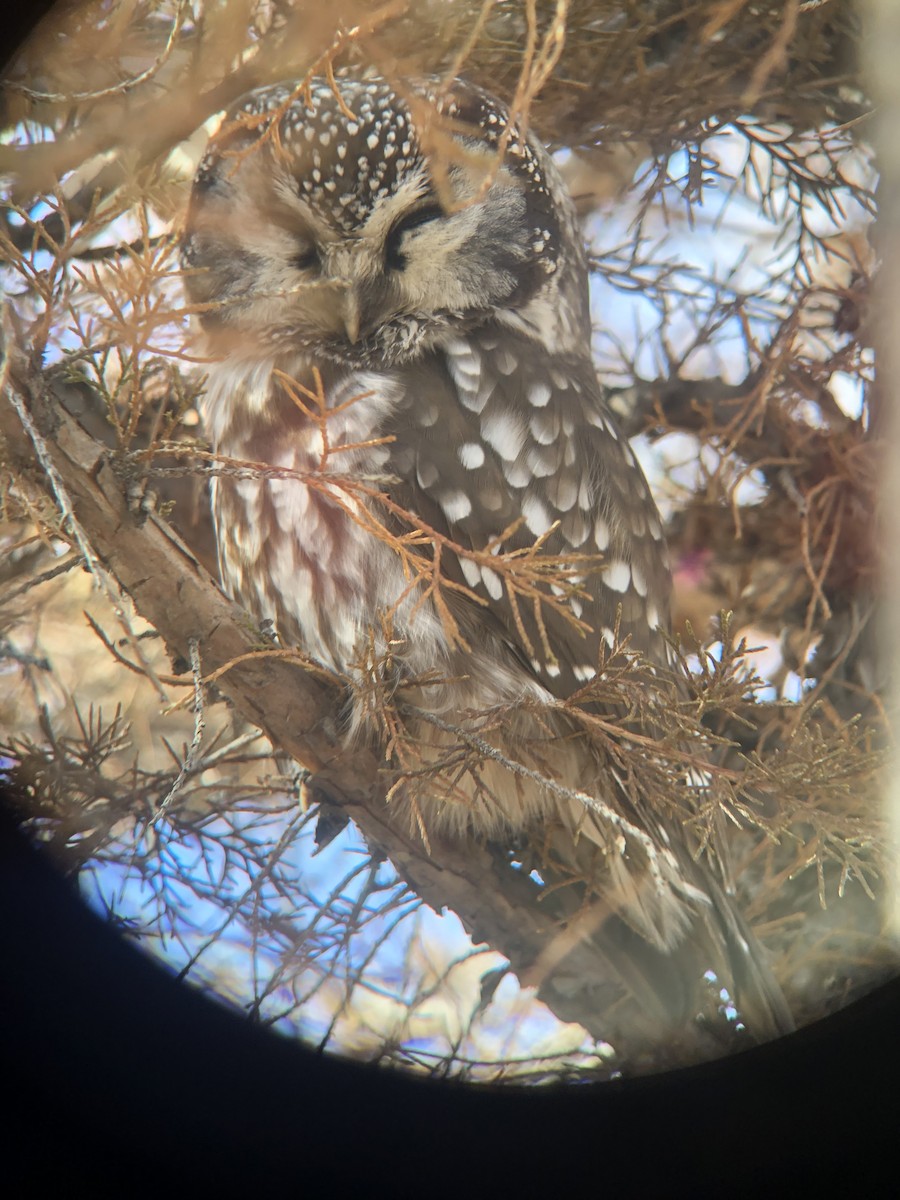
[182,76,793,1043]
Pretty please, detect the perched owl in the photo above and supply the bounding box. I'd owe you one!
[182,76,792,1047]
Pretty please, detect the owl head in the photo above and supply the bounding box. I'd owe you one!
[181,76,590,366]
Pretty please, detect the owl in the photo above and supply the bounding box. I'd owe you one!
[182,75,792,1047]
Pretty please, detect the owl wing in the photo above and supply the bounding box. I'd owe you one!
[366,335,795,1043]
[382,326,672,699]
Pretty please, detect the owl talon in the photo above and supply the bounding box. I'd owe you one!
[311,803,350,853]
[287,765,349,850]
[257,617,280,645]
[125,474,158,526]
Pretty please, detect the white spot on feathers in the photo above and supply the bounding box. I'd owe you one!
[480,410,526,461]
[528,380,551,407]
[440,490,473,522]
[522,494,553,536]
[481,566,503,599]
[458,442,486,470]
[604,560,631,593]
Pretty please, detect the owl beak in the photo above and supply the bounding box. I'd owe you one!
[341,287,361,344]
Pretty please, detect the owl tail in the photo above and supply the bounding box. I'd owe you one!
[528,813,795,1058]
[703,872,797,1041]
[402,706,794,1057]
